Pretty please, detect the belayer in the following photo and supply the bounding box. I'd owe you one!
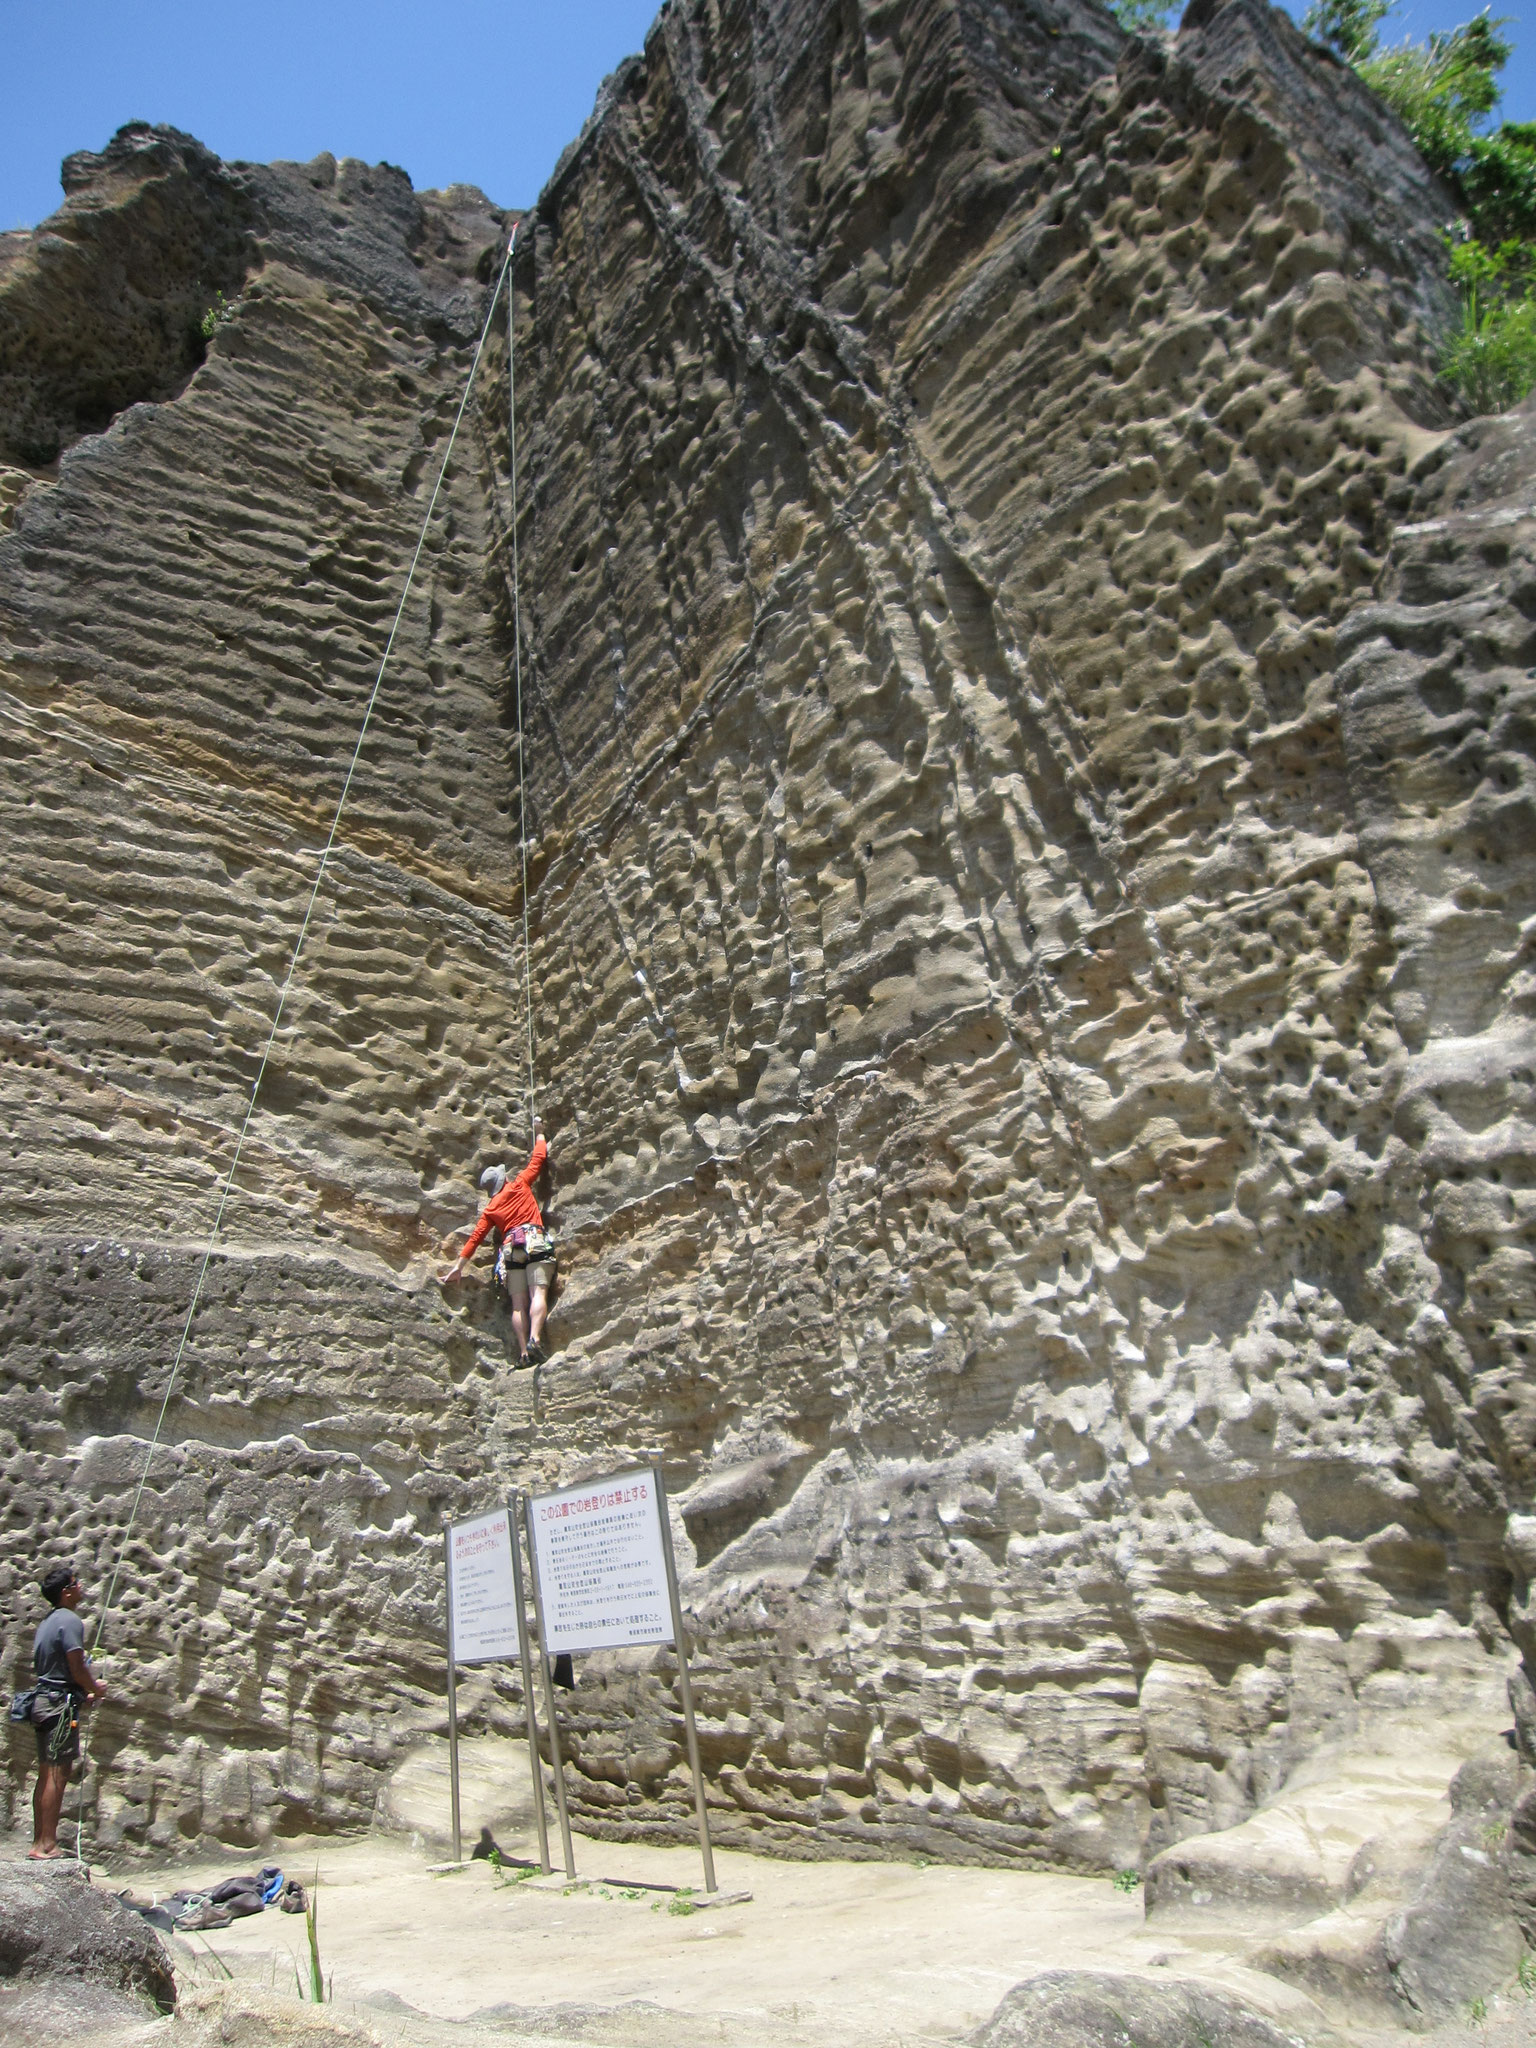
[442,1119,557,1366]
[14,1563,108,1859]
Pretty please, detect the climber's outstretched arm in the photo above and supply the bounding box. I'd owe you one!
[440,1207,494,1285]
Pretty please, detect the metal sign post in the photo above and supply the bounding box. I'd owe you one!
[520,1493,578,1879]
[509,1504,553,1874]
[652,1460,717,1894]
[525,1465,717,1895]
[442,1505,528,1868]
[442,1522,463,1866]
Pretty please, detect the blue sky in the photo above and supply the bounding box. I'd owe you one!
[0,1,660,231]
[1,0,1531,235]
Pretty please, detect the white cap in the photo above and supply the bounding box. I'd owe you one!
[480,1164,508,1196]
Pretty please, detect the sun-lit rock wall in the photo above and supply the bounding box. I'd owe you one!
[0,125,541,1848]
[2,0,1532,1870]
[505,0,1524,1869]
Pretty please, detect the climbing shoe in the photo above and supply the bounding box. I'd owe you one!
[525,1339,546,1367]
[173,1896,233,1931]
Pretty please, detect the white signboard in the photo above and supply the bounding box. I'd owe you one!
[446,1506,521,1664]
[528,1469,672,1653]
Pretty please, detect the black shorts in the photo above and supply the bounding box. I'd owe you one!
[34,1709,79,1766]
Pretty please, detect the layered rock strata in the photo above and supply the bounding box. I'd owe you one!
[0,125,526,1844]
[2,0,1534,1896]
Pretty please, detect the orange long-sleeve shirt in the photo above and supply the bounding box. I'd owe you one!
[460,1136,548,1260]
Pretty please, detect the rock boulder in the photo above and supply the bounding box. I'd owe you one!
[976,1971,1323,2048]
[0,1861,175,2013]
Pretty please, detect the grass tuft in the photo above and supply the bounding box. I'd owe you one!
[304,1873,327,2003]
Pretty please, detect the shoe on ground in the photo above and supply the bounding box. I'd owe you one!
[525,1339,546,1367]
[175,1900,234,1931]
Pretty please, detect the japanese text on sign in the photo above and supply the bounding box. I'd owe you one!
[529,1469,672,1653]
[447,1506,520,1664]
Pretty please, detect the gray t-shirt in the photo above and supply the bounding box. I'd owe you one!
[33,1607,84,1691]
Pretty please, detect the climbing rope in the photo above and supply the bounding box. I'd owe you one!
[74,1715,89,1868]
[86,233,520,1692]
[507,232,536,1146]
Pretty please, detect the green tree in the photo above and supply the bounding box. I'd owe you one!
[1107,0,1173,32]
[1461,119,1536,241]
[1439,234,1536,412]
[1304,6,1531,241]
[1303,3,1536,411]
[1302,0,1390,64]
[1359,12,1510,187]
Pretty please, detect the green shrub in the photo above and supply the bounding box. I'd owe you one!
[1439,234,1536,410]
[1462,122,1536,240]
[1304,0,1391,64]
[1300,3,1518,240]
[1357,11,1509,172]
[1302,3,1536,412]
[198,291,233,342]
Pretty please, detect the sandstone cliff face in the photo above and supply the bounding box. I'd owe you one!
[1,0,1531,1879]
[0,125,525,1845]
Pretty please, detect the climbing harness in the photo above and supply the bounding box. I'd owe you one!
[72,225,528,1856]
[496,1222,557,1290]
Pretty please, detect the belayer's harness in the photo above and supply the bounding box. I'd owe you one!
[10,1677,80,1760]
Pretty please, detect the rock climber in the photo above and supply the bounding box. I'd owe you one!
[25,1564,107,1860]
[442,1120,557,1366]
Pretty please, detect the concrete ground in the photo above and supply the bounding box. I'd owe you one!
[11,1737,1536,2048]
[117,1829,1173,2045]
[10,1729,1298,2045]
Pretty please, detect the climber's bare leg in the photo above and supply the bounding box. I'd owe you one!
[529,1281,549,1350]
[31,1759,68,1857]
[508,1280,530,1359]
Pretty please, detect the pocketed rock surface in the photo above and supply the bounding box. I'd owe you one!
[2,0,1535,1930]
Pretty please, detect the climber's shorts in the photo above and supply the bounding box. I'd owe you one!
[34,1706,79,1767]
[497,1230,556,1301]
[508,1255,555,1301]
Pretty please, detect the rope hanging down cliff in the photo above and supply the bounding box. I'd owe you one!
[509,225,536,1130]
[88,225,528,1675]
